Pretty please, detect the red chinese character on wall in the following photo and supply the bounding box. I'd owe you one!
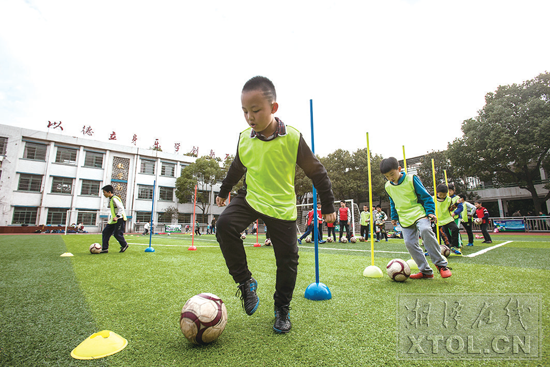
[190,146,199,157]
[131,134,137,145]
[154,139,161,151]
[209,149,215,158]
[47,121,63,131]
[225,154,230,160]
[81,125,93,136]
[109,131,117,140]
[174,143,181,153]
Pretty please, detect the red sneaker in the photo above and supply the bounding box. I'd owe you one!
[436,265,452,278]
[410,272,434,279]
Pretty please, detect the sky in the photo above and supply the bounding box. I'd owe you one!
[1,0,549,161]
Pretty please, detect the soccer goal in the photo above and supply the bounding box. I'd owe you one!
[296,199,360,237]
[64,210,104,234]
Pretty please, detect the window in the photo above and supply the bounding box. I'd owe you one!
[77,211,97,225]
[47,208,67,225]
[84,151,103,168]
[12,207,38,225]
[23,142,47,161]
[81,180,101,196]
[138,185,153,199]
[159,186,174,201]
[0,137,7,155]
[140,159,155,174]
[55,147,77,165]
[51,177,73,194]
[18,174,42,192]
[161,162,175,177]
[178,213,191,223]
[136,211,152,223]
[158,212,173,223]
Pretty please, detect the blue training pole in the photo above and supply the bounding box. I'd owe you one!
[310,99,320,284]
[148,180,156,250]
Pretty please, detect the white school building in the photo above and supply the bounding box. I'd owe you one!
[0,124,223,232]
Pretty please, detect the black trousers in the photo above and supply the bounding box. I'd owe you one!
[102,219,127,250]
[480,222,492,242]
[360,225,369,238]
[216,192,299,307]
[461,219,474,243]
[327,226,336,241]
[441,221,460,248]
[339,220,350,240]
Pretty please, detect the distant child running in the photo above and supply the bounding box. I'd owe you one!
[215,76,336,334]
[100,185,129,253]
[380,157,451,279]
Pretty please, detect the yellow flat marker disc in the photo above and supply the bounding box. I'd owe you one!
[71,330,128,360]
[60,253,74,257]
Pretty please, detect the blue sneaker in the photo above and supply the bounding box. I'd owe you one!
[297,239,302,244]
[467,243,474,247]
[319,240,326,244]
[236,278,259,315]
[424,252,429,257]
[450,247,462,256]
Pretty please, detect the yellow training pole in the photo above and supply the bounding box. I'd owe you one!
[363,133,383,278]
[402,145,407,174]
[444,170,449,194]
[432,159,440,243]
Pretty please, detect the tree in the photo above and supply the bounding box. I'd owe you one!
[415,150,471,197]
[175,156,225,222]
[159,205,178,224]
[221,154,245,196]
[447,72,550,213]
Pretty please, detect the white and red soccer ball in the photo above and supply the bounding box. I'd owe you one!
[305,237,312,243]
[89,243,102,254]
[440,245,451,257]
[358,236,365,242]
[241,234,246,240]
[180,293,228,345]
[327,237,333,243]
[264,238,272,246]
[386,259,411,282]
[341,237,348,243]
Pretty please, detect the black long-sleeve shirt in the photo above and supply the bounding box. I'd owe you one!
[219,121,335,216]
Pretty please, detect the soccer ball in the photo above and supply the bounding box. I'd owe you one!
[358,236,365,242]
[440,245,451,257]
[341,237,348,243]
[474,218,482,225]
[386,259,411,282]
[264,238,272,246]
[180,293,228,345]
[241,234,246,240]
[350,237,357,243]
[89,243,102,254]
[305,237,312,243]
[327,237,333,243]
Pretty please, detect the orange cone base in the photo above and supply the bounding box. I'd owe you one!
[253,243,261,247]
[188,245,197,251]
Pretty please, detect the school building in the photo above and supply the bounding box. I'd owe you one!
[0,124,223,233]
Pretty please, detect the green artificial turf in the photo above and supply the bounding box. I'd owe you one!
[1,233,548,366]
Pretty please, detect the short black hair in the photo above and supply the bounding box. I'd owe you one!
[375,205,381,209]
[436,184,448,194]
[380,157,399,174]
[102,184,114,193]
[448,183,455,191]
[459,194,467,200]
[242,76,276,103]
[474,200,482,204]
[340,200,346,204]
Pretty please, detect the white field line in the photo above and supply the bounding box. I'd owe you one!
[299,245,409,254]
[463,241,513,258]
[128,241,409,254]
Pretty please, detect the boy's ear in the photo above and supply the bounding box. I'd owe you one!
[271,102,279,114]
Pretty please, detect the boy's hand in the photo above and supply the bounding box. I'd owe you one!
[216,196,226,207]
[323,212,336,223]
[428,214,437,223]
[391,220,397,226]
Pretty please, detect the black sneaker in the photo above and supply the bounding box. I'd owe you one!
[236,277,259,315]
[273,304,291,333]
[100,249,108,253]
[119,244,129,253]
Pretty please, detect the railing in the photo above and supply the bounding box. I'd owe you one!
[472,216,550,233]
[470,179,550,191]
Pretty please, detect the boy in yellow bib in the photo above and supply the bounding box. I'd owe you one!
[100,185,129,253]
[216,76,336,333]
[380,157,451,279]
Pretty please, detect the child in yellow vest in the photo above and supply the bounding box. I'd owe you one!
[436,184,462,256]
[215,76,336,333]
[380,157,451,279]
[100,185,128,253]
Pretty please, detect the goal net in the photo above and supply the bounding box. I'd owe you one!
[296,199,360,237]
[64,210,105,234]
